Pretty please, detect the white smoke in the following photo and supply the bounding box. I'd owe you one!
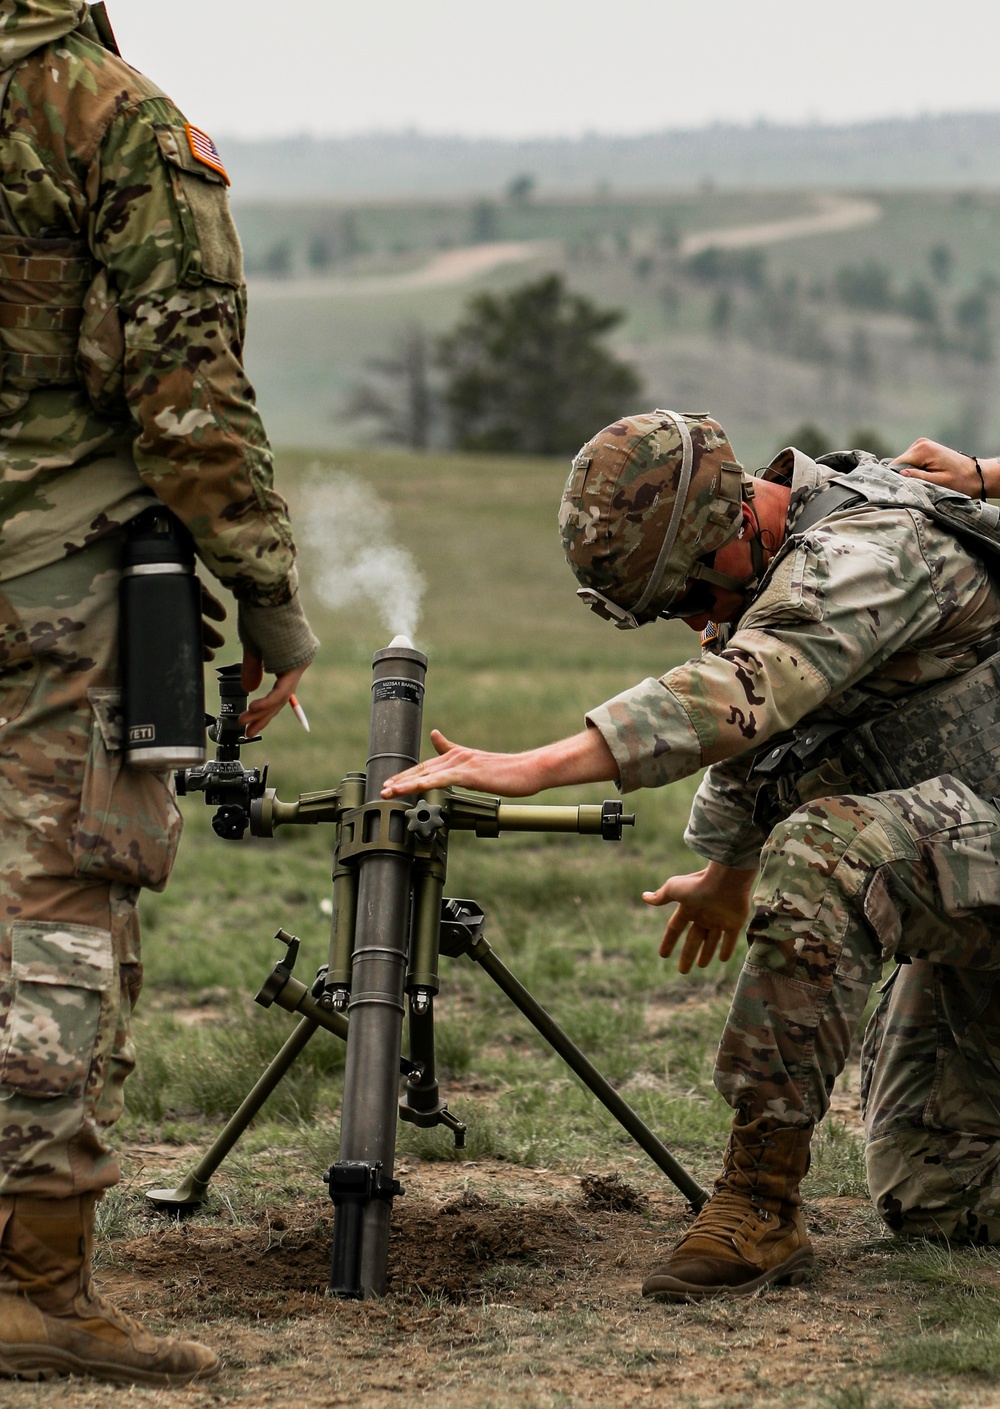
[299,468,426,642]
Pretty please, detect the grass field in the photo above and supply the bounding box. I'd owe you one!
[15,445,1000,1409]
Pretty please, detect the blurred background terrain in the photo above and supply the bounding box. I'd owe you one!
[234,171,1000,466]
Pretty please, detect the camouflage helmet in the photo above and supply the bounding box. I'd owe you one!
[558,409,748,628]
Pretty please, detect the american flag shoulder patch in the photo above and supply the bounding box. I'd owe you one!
[185,123,230,185]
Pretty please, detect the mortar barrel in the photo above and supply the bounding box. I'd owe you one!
[331,636,427,1298]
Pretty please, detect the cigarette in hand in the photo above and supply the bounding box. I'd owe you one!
[289,694,310,732]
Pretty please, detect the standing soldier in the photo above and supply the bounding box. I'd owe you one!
[383,410,1000,1299]
[0,0,317,1383]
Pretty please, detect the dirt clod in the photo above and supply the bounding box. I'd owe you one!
[579,1170,650,1213]
[439,1188,492,1215]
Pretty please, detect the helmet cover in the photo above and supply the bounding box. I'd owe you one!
[558,409,746,625]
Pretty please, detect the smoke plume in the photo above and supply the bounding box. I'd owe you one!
[299,468,426,642]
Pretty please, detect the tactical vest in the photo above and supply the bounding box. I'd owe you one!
[0,62,111,412]
[0,235,95,392]
[750,456,1000,828]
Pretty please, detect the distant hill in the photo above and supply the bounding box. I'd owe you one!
[222,112,1000,201]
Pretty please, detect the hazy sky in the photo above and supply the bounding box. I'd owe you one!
[108,1,998,141]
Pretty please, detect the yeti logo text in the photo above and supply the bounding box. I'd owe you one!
[129,724,156,743]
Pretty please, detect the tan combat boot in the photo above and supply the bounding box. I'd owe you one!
[642,1115,815,1301]
[0,1194,220,1385]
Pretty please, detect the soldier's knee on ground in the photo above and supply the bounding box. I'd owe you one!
[867,1129,1000,1244]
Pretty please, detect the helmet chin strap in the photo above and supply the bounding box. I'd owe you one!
[680,497,768,614]
[741,495,769,594]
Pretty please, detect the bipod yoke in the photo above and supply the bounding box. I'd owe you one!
[149,639,707,1300]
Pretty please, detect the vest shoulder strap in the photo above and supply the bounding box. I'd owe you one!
[788,456,1000,582]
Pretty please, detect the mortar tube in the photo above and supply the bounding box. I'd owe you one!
[330,636,428,1298]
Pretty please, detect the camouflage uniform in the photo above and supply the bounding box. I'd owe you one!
[0,2,317,1197]
[586,444,1000,1242]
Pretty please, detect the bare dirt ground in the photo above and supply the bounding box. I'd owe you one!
[5,1149,1000,1409]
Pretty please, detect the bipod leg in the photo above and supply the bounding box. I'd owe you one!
[146,1014,320,1210]
[441,901,708,1211]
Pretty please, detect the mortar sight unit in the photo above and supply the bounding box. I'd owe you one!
[150,638,707,1299]
[174,664,268,839]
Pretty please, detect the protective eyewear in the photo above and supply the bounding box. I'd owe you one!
[659,576,718,621]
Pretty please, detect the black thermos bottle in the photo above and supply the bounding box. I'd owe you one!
[121,506,206,769]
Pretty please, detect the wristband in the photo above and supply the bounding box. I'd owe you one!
[973,455,987,502]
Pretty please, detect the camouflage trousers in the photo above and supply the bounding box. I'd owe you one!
[717,774,1000,1243]
[0,536,182,1198]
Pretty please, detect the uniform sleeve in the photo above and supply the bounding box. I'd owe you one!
[684,753,770,868]
[586,509,947,794]
[88,102,305,613]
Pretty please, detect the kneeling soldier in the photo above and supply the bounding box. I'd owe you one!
[383,410,1000,1297]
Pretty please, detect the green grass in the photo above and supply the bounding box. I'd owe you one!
[821,1389,903,1409]
[880,1245,1000,1381]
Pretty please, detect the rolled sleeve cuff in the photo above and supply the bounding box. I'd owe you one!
[237,594,319,675]
[682,824,764,870]
[585,677,703,794]
[683,767,768,869]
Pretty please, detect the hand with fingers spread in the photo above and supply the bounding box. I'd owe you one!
[644,861,757,974]
[380,726,619,799]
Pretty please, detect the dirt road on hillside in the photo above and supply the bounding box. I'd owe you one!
[248,240,556,299]
[678,192,881,256]
[248,193,881,300]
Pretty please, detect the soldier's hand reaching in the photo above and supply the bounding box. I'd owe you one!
[894,438,997,498]
[645,861,756,974]
[381,727,619,799]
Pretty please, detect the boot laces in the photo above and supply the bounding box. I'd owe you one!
[674,1188,771,1253]
[715,1131,764,1196]
[76,1287,146,1337]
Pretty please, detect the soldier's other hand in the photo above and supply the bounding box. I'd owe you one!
[893,438,985,496]
[200,583,227,661]
[239,650,311,734]
[645,862,756,974]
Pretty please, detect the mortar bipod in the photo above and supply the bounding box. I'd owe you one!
[145,930,422,1211]
[147,894,708,1226]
